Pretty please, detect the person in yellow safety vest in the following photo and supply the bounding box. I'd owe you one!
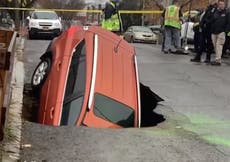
[162,0,183,54]
[102,0,123,34]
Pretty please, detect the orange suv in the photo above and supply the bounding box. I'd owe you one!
[31,26,141,128]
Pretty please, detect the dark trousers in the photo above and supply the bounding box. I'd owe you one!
[194,31,204,56]
[204,30,213,60]
[193,30,213,60]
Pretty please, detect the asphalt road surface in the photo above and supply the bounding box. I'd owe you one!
[21,39,230,162]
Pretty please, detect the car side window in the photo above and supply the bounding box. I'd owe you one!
[93,93,135,128]
[61,40,86,125]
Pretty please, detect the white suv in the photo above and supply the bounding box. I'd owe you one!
[27,11,62,39]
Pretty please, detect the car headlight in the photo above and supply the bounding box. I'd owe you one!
[134,33,141,38]
[54,22,61,28]
[30,21,38,27]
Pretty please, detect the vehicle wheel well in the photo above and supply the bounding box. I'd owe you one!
[40,51,52,61]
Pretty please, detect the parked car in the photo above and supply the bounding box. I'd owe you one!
[27,10,62,39]
[123,26,157,43]
[148,25,162,35]
[181,21,194,43]
[31,26,141,128]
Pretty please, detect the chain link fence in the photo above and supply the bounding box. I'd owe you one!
[0,10,15,30]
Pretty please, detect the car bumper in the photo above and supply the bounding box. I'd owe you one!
[134,38,157,43]
[29,28,61,36]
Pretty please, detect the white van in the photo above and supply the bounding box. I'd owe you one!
[27,11,62,39]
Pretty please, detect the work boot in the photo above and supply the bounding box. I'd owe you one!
[211,61,221,66]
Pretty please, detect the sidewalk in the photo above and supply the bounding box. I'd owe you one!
[1,37,25,162]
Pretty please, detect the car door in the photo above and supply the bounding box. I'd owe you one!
[60,40,87,125]
[39,27,84,126]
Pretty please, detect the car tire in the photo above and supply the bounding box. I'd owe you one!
[29,32,35,40]
[31,58,51,96]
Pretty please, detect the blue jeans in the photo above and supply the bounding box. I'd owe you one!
[164,26,181,52]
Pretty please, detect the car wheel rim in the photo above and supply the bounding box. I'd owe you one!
[33,61,49,86]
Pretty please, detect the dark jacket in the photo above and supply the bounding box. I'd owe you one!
[104,2,117,20]
[210,8,227,34]
[200,3,217,31]
[226,8,230,33]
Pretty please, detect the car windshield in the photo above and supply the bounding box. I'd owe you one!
[94,93,135,128]
[133,26,152,33]
[32,12,58,20]
[61,40,86,125]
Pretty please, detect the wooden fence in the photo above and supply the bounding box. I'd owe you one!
[0,29,17,140]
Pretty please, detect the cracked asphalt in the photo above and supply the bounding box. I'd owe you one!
[21,40,230,162]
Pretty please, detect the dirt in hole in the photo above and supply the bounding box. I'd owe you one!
[23,84,39,123]
[22,83,165,127]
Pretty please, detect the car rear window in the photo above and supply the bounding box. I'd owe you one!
[94,93,135,128]
[61,40,86,125]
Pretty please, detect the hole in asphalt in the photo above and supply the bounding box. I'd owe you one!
[140,83,165,127]
[23,83,165,127]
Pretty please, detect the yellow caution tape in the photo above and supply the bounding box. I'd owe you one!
[120,10,163,14]
[0,7,163,14]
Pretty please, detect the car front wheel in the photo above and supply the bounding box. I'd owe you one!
[31,58,51,95]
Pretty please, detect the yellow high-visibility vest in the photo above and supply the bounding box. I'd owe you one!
[164,5,181,29]
[102,2,121,31]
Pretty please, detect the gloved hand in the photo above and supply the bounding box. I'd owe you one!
[227,32,230,37]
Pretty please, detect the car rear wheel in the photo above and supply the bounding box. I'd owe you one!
[31,58,51,95]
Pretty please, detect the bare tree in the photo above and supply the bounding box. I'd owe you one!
[37,0,85,19]
[0,0,37,28]
[119,0,143,30]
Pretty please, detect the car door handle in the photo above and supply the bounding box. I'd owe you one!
[57,61,61,71]
[50,107,55,119]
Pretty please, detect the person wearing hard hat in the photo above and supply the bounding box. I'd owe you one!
[162,0,183,54]
[101,0,123,34]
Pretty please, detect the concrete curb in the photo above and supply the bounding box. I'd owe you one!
[1,37,25,161]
